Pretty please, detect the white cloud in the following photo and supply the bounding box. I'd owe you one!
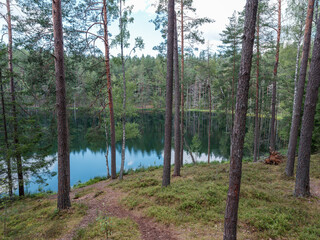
[126,0,157,14]
[192,0,247,51]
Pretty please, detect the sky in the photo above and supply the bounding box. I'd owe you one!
[113,0,247,56]
[0,0,248,57]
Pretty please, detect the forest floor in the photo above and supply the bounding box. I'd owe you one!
[1,153,320,240]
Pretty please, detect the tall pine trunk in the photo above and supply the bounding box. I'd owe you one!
[103,0,116,179]
[180,0,184,168]
[254,9,260,162]
[223,0,258,239]
[6,0,24,196]
[119,0,126,180]
[286,0,315,177]
[207,53,212,164]
[173,11,181,177]
[294,17,320,197]
[162,0,174,187]
[207,85,212,164]
[0,69,12,197]
[52,0,71,210]
[270,0,281,152]
[104,117,110,179]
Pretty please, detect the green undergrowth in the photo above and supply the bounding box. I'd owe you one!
[0,196,87,239]
[110,153,320,240]
[73,176,107,189]
[73,214,140,240]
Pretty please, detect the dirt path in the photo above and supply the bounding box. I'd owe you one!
[56,180,179,240]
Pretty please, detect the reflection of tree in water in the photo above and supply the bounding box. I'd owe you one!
[32,110,289,160]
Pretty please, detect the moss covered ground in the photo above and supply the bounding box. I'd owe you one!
[1,154,319,239]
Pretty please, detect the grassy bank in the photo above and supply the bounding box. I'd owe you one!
[1,154,320,239]
[110,154,320,240]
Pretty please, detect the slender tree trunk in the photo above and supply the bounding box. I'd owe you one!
[0,69,12,197]
[180,0,184,168]
[230,32,236,157]
[103,0,116,179]
[6,0,24,196]
[162,0,174,187]
[223,0,258,239]
[173,12,181,177]
[208,84,212,164]
[291,18,304,118]
[295,17,320,197]
[254,10,260,162]
[316,0,319,21]
[104,115,110,178]
[270,0,281,152]
[292,42,302,118]
[286,0,315,177]
[119,0,126,180]
[52,0,71,209]
[207,52,212,164]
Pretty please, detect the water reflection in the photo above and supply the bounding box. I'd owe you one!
[26,110,286,193]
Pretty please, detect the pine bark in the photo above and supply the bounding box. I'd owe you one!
[119,0,126,180]
[0,69,12,197]
[270,0,281,152]
[254,10,260,162]
[6,0,24,196]
[180,0,184,168]
[223,0,258,239]
[286,0,315,177]
[173,11,181,177]
[103,0,116,179]
[162,0,174,187]
[52,0,71,209]
[295,17,320,197]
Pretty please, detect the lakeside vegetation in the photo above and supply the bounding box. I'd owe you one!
[1,154,320,240]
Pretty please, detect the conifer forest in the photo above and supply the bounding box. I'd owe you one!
[1,0,320,239]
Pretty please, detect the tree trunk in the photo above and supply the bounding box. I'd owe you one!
[207,52,212,164]
[223,0,258,239]
[270,0,281,152]
[208,84,212,164]
[173,11,181,177]
[103,0,116,179]
[162,0,174,187]
[294,17,320,197]
[254,9,260,162]
[316,0,319,21]
[230,28,236,157]
[119,0,126,180]
[0,69,12,197]
[286,0,315,177]
[52,0,71,210]
[180,0,184,168]
[104,115,110,178]
[6,0,24,196]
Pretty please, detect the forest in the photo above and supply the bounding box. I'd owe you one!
[0,0,320,239]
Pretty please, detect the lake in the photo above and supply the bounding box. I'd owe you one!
[21,110,285,193]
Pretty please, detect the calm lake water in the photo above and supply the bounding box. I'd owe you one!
[23,110,284,193]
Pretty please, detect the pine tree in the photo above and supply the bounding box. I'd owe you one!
[223,0,258,239]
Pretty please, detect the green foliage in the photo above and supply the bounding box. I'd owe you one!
[190,135,201,156]
[73,176,107,189]
[73,215,140,240]
[0,198,87,239]
[312,93,320,153]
